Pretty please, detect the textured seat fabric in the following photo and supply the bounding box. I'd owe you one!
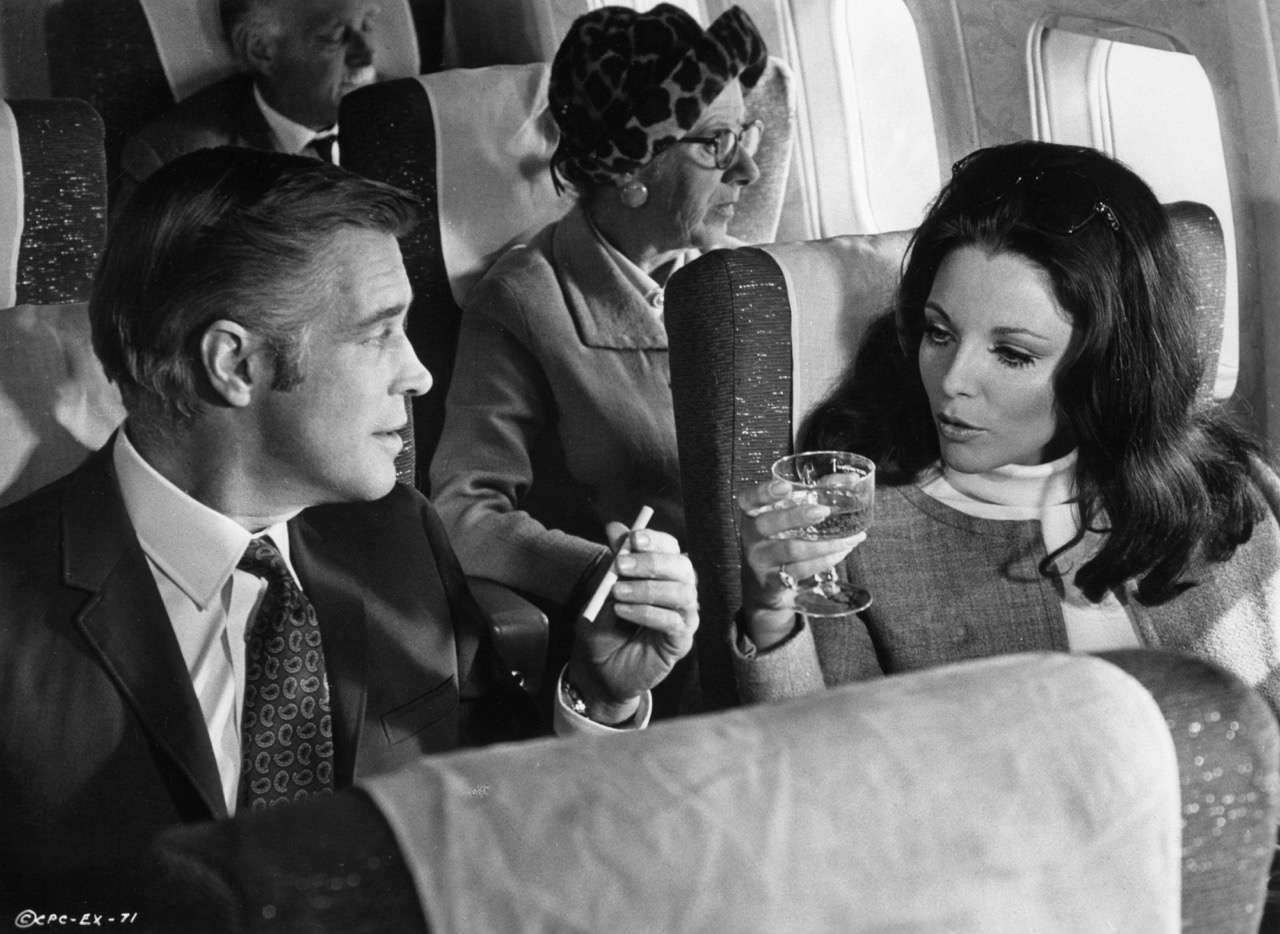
[665,201,1227,712]
[0,99,123,508]
[340,76,550,693]
[143,788,428,934]
[340,76,458,489]
[1,99,106,307]
[1099,649,1280,934]
[361,651,1180,933]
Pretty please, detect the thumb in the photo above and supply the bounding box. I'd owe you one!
[604,521,629,553]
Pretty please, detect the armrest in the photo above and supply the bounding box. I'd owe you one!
[468,577,548,696]
[1097,648,1280,934]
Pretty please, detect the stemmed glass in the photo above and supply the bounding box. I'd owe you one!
[770,451,876,616]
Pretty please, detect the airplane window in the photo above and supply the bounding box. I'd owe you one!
[835,0,939,232]
[1035,27,1238,400]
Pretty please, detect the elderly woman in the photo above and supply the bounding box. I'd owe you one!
[734,141,1280,717]
[431,5,767,712]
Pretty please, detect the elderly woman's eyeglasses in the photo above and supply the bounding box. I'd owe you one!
[677,120,764,170]
[950,149,1121,235]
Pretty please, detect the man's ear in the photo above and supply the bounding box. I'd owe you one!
[201,320,267,408]
[240,24,277,76]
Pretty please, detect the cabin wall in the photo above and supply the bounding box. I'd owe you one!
[912,0,1279,442]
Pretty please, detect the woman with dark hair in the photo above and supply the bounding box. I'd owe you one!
[432,5,768,714]
[734,140,1280,714]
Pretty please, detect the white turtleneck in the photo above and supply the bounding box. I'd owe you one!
[916,452,1140,652]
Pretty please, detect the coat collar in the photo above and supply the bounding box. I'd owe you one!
[63,439,229,819]
[551,203,670,351]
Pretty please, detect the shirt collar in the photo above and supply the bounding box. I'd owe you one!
[253,83,336,156]
[583,209,696,316]
[113,428,298,609]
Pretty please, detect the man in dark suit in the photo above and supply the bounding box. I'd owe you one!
[0,148,697,915]
[119,0,382,203]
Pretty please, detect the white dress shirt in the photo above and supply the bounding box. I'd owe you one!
[113,430,302,814]
[917,451,1140,653]
[253,84,340,164]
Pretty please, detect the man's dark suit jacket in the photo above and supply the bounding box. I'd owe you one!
[0,442,541,913]
[117,73,279,206]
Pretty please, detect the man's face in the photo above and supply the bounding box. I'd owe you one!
[251,227,431,507]
[259,0,381,129]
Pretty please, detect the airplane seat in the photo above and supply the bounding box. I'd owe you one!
[145,650,1279,931]
[44,0,445,203]
[339,58,795,698]
[339,57,795,485]
[666,201,1227,711]
[339,64,568,698]
[663,203,1270,930]
[0,98,124,509]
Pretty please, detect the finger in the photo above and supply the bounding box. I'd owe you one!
[615,551,695,584]
[624,529,681,556]
[613,600,699,639]
[612,578,697,612]
[775,552,854,584]
[604,520,629,552]
[750,501,832,539]
[738,478,793,517]
[747,530,866,566]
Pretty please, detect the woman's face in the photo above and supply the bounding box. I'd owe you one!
[641,82,760,252]
[918,246,1075,474]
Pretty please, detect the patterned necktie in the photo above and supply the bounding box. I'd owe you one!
[308,132,337,164]
[238,535,335,811]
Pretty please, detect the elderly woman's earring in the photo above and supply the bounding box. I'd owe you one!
[620,176,650,208]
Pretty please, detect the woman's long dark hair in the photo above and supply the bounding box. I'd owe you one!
[802,141,1263,606]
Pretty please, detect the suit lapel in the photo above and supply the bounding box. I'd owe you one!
[64,445,228,819]
[289,515,368,788]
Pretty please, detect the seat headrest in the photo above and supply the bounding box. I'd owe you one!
[139,0,421,102]
[0,98,107,309]
[761,231,913,439]
[419,63,573,307]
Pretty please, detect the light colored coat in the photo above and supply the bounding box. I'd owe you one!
[431,204,685,607]
[734,463,1280,717]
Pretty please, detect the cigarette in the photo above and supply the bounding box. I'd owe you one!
[581,505,654,622]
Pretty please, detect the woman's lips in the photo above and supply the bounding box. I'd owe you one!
[936,413,984,441]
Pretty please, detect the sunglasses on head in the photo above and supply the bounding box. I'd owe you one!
[950,148,1121,235]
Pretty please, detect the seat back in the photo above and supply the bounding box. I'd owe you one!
[666,200,1227,711]
[0,99,123,508]
[46,0,443,199]
[155,651,1219,931]
[1100,648,1280,933]
[340,59,795,490]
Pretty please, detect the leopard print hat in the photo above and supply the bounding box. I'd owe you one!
[549,4,767,193]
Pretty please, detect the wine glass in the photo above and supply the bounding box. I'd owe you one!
[770,451,875,616]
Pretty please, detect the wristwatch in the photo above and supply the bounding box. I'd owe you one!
[561,676,592,718]
[561,675,638,728]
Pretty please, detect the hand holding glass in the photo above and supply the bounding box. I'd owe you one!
[770,451,875,616]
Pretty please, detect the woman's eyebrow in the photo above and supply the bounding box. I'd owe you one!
[992,325,1052,341]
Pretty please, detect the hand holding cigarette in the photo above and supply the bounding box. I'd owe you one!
[569,506,700,720]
